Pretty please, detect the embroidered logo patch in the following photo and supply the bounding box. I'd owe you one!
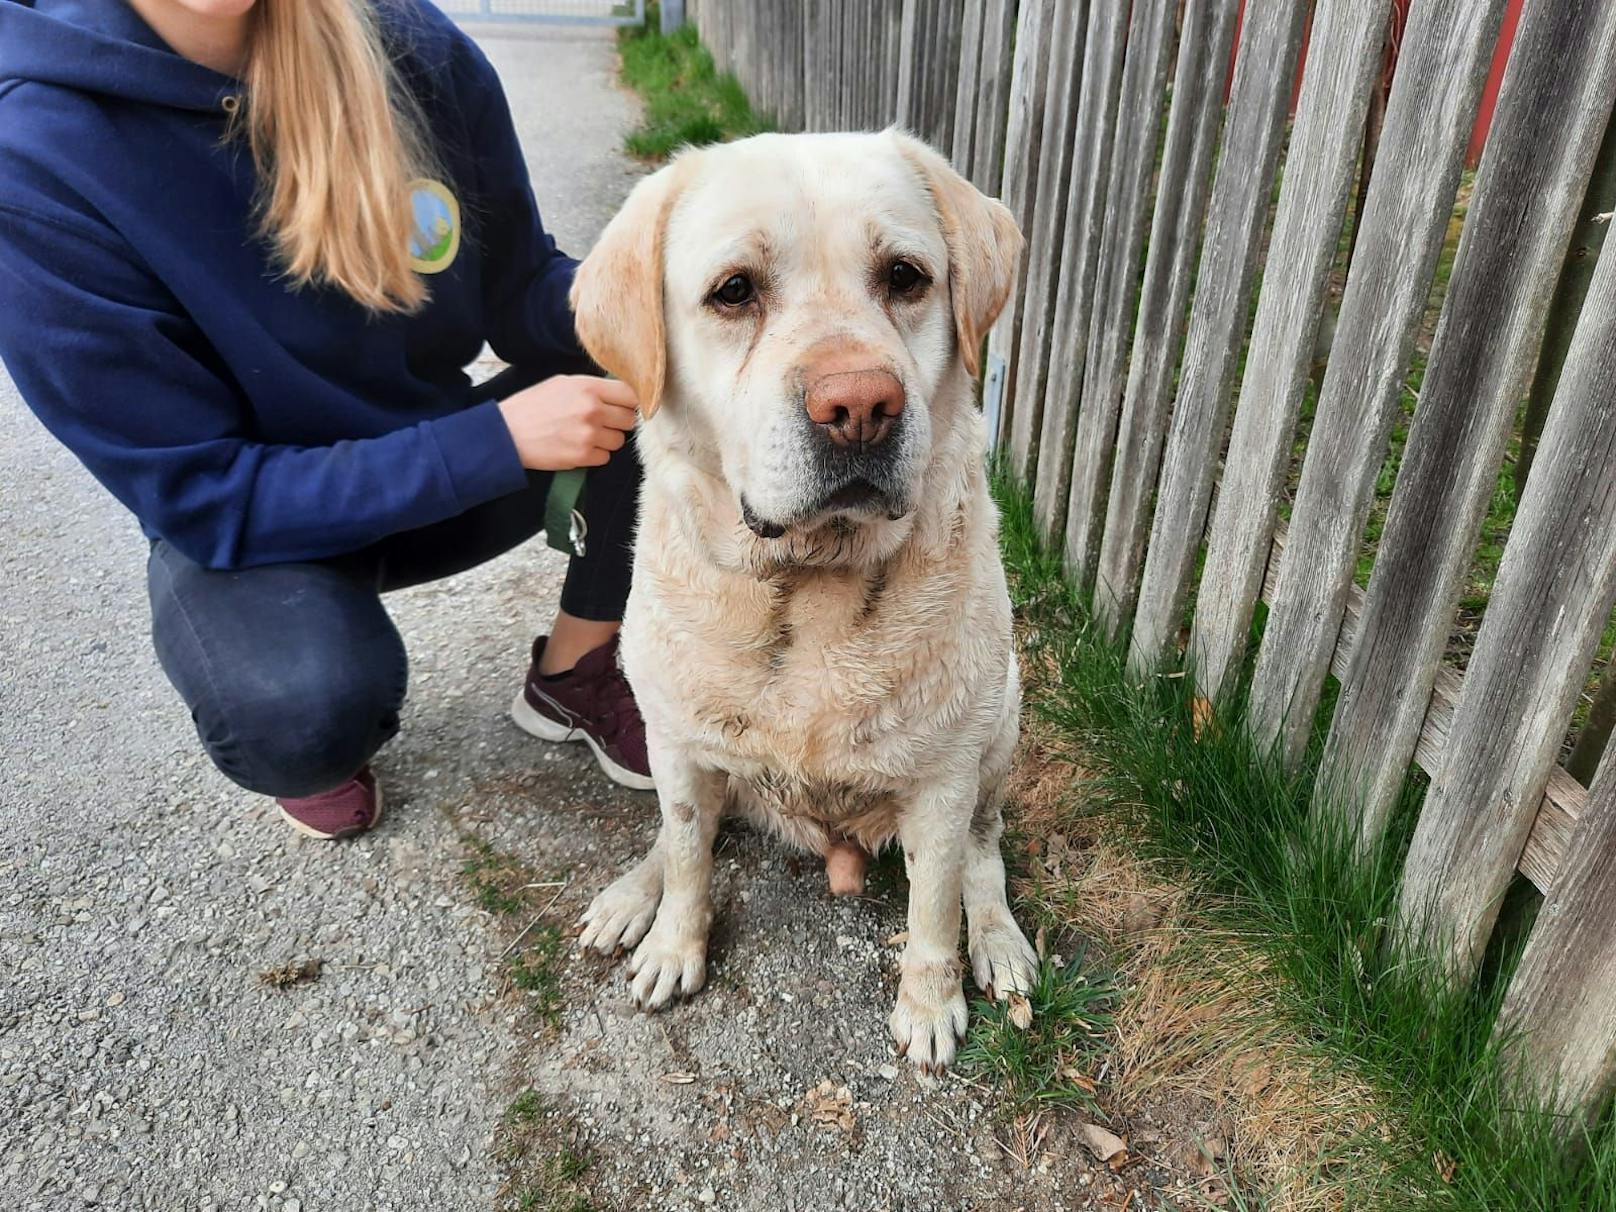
[407,178,460,274]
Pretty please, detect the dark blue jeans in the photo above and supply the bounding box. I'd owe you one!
[146,440,640,799]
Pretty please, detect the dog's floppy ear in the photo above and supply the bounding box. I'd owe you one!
[570,158,689,418]
[893,131,1024,378]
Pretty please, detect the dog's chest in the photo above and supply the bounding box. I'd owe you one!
[647,562,962,781]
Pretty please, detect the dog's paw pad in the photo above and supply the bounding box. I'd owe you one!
[627,929,707,1010]
[579,877,660,955]
[889,962,968,1075]
[969,921,1038,1001]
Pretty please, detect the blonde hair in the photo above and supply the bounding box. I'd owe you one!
[242,0,437,313]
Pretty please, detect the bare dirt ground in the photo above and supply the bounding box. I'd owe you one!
[1,26,1220,1212]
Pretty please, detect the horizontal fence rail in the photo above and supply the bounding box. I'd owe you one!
[691,0,1616,1135]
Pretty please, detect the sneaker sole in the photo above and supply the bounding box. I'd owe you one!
[277,784,385,841]
[510,690,656,792]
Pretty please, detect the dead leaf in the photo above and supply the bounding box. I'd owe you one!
[1060,1067,1098,1093]
[1034,924,1048,960]
[1433,1150,1458,1184]
[1008,993,1034,1030]
[1077,1121,1127,1165]
[884,930,909,947]
[258,959,321,989]
[802,1080,857,1135]
[660,1072,697,1085]
[1191,696,1213,740]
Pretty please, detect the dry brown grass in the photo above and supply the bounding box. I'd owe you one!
[1003,707,1394,1211]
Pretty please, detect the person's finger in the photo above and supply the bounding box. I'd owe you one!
[595,426,627,452]
[592,378,639,408]
[580,446,611,467]
[591,399,638,431]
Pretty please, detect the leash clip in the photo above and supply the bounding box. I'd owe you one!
[569,509,588,558]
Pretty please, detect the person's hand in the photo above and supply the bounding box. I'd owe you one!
[497,374,638,470]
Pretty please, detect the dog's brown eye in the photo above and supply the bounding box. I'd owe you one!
[713,273,755,308]
[888,260,925,294]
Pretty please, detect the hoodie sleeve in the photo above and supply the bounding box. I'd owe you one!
[0,205,529,570]
[459,42,590,371]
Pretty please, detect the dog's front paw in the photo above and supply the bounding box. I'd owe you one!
[627,923,707,1010]
[969,919,1038,1000]
[579,866,662,954]
[889,959,968,1075]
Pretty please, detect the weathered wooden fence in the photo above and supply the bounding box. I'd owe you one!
[688,0,1616,1133]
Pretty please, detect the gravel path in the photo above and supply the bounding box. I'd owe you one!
[1,26,1204,1212]
[0,28,641,1212]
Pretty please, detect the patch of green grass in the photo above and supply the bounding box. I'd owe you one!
[453,832,570,1025]
[958,954,1116,1115]
[993,470,1616,1211]
[617,7,770,159]
[508,924,566,1026]
[498,1092,596,1212]
[507,1089,544,1127]
[512,1180,592,1212]
[462,838,527,917]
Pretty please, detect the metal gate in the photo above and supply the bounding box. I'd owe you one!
[432,0,644,24]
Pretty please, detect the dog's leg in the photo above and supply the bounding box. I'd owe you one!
[626,745,725,1010]
[888,776,972,1074]
[965,675,1037,1000]
[964,796,1038,1001]
[579,832,665,954]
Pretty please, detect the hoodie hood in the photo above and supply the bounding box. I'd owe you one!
[0,0,239,112]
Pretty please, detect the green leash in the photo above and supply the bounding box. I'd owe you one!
[544,466,588,557]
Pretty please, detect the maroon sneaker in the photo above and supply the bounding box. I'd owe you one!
[275,767,383,840]
[511,636,654,791]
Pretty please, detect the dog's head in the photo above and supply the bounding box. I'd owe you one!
[571,130,1021,551]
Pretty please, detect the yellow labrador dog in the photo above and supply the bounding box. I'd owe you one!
[569,130,1036,1073]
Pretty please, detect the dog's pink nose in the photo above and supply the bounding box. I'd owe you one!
[805,368,905,448]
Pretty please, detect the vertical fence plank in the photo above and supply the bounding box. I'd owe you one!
[1245,0,1507,764]
[854,0,878,128]
[1319,0,1616,858]
[1395,195,1616,984]
[939,3,957,140]
[803,0,827,131]
[1497,759,1616,1129]
[734,0,756,114]
[969,0,1019,194]
[1003,0,1089,482]
[706,0,731,75]
[1188,0,1390,703]
[781,0,805,130]
[897,0,963,151]
[880,0,903,126]
[838,0,858,128]
[759,0,779,125]
[1093,0,1241,636]
[952,0,986,172]
[1127,0,1310,675]
[838,0,857,130]
[1058,0,1176,575]
[983,0,1059,452]
[1029,0,1131,540]
[896,0,921,135]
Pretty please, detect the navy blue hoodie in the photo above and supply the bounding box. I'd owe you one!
[0,0,583,568]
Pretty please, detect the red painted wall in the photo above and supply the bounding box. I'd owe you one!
[1468,0,1527,166]
[1227,0,1524,168]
